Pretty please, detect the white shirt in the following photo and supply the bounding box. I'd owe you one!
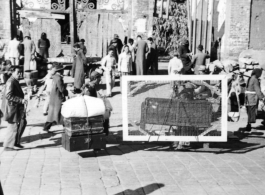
[8,39,20,58]
[101,55,116,72]
[168,57,183,75]
[118,52,132,73]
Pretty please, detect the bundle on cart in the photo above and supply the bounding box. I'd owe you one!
[61,95,111,152]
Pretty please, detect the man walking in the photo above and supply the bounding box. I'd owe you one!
[135,35,149,75]
[1,66,27,151]
[178,39,192,75]
[191,44,210,75]
[8,36,20,65]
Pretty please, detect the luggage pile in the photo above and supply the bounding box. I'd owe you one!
[239,56,260,81]
[61,96,111,152]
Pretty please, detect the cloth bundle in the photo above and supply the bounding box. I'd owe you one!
[61,95,106,118]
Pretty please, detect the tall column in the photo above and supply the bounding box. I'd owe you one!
[70,0,77,54]
[223,0,251,59]
[0,0,12,40]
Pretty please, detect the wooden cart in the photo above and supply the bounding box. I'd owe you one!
[140,98,213,136]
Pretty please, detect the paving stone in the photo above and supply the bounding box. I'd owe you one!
[106,186,124,195]
[80,178,105,188]
[20,189,40,195]
[40,190,61,195]
[61,188,81,195]
[102,170,117,177]
[102,176,120,188]
[160,185,183,195]
[81,187,107,195]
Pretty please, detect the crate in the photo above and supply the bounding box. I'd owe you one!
[64,116,104,137]
[140,98,212,130]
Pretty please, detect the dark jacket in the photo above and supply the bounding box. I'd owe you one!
[47,73,66,124]
[1,76,24,123]
[83,80,98,98]
[80,43,87,55]
[245,75,264,106]
[178,44,191,72]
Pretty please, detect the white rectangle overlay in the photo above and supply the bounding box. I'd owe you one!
[122,75,228,142]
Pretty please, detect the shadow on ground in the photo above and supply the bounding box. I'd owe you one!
[114,183,165,195]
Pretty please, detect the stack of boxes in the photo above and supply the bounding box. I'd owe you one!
[239,56,260,82]
[62,116,106,152]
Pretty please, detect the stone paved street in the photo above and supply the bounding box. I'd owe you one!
[1,66,265,195]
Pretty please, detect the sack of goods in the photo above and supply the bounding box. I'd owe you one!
[61,95,106,118]
[61,95,112,137]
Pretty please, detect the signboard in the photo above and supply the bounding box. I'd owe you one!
[18,10,65,20]
[22,0,51,9]
[97,0,124,10]
[135,18,147,33]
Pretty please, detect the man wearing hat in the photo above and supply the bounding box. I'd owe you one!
[22,31,36,71]
[109,38,120,63]
[110,34,123,54]
[43,63,67,132]
[82,70,104,98]
[1,66,27,150]
[191,44,210,75]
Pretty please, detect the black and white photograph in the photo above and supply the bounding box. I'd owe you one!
[0,0,265,195]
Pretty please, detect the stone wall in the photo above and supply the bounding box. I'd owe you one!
[0,0,11,41]
[131,0,154,39]
[223,0,251,59]
[249,0,265,50]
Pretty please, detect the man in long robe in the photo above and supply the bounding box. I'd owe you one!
[71,43,86,93]
[23,32,36,71]
[135,35,149,75]
[43,63,67,132]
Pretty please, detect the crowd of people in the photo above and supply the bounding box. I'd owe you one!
[0,31,264,152]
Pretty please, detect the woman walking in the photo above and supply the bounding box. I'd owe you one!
[43,63,67,132]
[38,32,50,58]
[245,69,265,131]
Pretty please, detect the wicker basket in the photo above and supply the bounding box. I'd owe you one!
[140,98,212,130]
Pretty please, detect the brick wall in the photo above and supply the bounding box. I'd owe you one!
[249,0,265,50]
[0,0,11,41]
[223,0,251,58]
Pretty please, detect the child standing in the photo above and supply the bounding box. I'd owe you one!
[118,45,132,92]
[101,48,117,97]
[168,51,183,75]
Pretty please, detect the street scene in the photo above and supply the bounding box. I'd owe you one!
[0,0,265,195]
